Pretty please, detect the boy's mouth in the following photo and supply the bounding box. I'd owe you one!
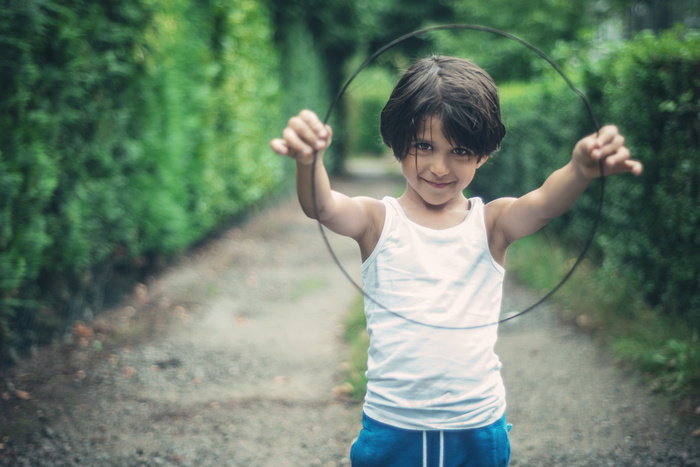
[424,179,453,189]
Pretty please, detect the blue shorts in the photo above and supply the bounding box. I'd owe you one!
[350,412,511,467]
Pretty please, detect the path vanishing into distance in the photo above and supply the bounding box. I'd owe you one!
[1,158,699,466]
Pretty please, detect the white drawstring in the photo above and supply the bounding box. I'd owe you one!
[422,430,445,467]
[439,430,445,467]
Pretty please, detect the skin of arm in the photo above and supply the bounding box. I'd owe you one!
[270,110,385,260]
[485,125,643,265]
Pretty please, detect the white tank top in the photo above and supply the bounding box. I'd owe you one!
[360,196,506,430]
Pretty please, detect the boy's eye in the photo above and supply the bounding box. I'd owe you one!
[415,142,431,151]
[453,147,475,157]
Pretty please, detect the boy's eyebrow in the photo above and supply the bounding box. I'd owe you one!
[411,136,431,143]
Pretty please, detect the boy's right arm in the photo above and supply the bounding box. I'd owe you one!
[270,110,382,248]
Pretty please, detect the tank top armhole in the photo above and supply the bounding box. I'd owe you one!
[361,197,393,272]
[470,197,506,276]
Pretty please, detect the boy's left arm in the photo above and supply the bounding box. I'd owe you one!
[487,125,643,256]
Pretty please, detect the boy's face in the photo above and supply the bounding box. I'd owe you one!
[401,116,488,208]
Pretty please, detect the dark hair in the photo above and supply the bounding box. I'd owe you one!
[380,55,506,161]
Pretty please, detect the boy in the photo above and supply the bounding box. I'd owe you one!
[270,56,642,466]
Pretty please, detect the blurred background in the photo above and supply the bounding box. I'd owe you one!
[1,0,699,404]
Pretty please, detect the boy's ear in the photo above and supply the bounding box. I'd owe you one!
[476,155,489,168]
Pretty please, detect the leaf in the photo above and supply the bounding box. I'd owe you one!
[72,321,94,339]
[14,389,31,400]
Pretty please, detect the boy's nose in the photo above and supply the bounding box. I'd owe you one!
[429,154,450,177]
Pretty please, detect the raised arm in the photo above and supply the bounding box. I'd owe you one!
[270,110,383,253]
[486,125,643,263]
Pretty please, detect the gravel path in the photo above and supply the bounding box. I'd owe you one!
[1,158,698,466]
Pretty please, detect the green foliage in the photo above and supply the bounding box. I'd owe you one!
[490,27,700,400]
[585,26,700,328]
[268,0,368,173]
[507,232,700,401]
[340,0,598,159]
[614,335,700,397]
[341,0,597,84]
[505,234,574,294]
[268,0,600,169]
[0,0,285,361]
[134,0,285,249]
[340,294,370,400]
[1,0,155,360]
[271,15,340,171]
[434,0,593,82]
[475,28,700,334]
[472,71,596,248]
[344,65,395,156]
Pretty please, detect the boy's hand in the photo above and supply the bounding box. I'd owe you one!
[573,125,643,178]
[270,110,332,165]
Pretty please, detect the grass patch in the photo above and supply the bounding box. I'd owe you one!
[289,276,326,301]
[339,294,369,401]
[507,232,700,406]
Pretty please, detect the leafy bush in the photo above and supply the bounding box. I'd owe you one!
[475,27,700,399]
[268,0,368,173]
[271,16,339,170]
[472,71,597,247]
[0,0,285,362]
[1,0,155,360]
[344,64,396,156]
[586,26,700,329]
[474,28,700,335]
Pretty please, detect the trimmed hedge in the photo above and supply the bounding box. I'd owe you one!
[474,27,700,332]
[0,0,286,361]
[344,64,396,156]
[587,27,700,327]
[473,72,595,244]
[272,15,339,171]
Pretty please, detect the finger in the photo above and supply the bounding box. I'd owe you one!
[605,160,643,177]
[288,116,329,153]
[628,159,644,176]
[270,138,289,156]
[591,126,620,157]
[595,135,626,162]
[601,145,630,167]
[596,125,620,143]
[296,112,331,151]
[604,153,643,176]
[299,110,329,139]
[283,126,315,156]
[585,137,600,159]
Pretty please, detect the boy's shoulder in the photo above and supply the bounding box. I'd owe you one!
[484,196,518,219]
[348,195,387,261]
[355,195,386,219]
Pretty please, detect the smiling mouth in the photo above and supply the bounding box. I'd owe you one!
[424,179,453,188]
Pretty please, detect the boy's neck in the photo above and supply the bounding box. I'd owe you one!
[397,191,471,230]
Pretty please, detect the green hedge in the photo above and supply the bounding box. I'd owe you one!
[0,0,286,361]
[587,27,700,327]
[344,64,395,156]
[473,73,594,238]
[272,15,340,171]
[474,27,700,332]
